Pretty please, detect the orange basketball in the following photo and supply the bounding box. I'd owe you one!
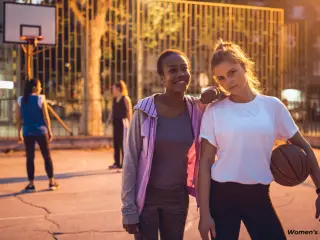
[270,144,311,187]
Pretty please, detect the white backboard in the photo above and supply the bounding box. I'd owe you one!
[3,2,56,45]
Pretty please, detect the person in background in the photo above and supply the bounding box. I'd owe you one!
[108,80,132,169]
[121,49,224,239]
[311,102,318,121]
[16,78,59,192]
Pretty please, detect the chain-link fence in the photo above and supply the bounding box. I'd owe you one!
[0,0,319,138]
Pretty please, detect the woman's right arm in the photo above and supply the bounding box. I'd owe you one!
[121,109,143,233]
[198,139,217,239]
[41,96,53,140]
[107,108,113,125]
[15,102,23,142]
[106,98,113,125]
[198,103,218,239]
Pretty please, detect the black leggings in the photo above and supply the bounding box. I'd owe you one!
[113,119,124,167]
[24,134,54,181]
[210,180,286,240]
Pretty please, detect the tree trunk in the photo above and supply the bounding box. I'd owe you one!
[79,31,86,134]
[84,22,104,136]
[137,40,143,101]
[70,1,108,136]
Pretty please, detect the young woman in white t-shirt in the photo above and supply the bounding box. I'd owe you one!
[198,40,320,240]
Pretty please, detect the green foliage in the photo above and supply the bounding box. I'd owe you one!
[139,2,184,49]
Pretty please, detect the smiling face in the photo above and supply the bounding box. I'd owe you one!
[212,60,248,95]
[160,53,191,94]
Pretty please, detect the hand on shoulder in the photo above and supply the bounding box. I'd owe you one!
[200,86,227,104]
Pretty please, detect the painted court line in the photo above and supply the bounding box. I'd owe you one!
[0,208,120,221]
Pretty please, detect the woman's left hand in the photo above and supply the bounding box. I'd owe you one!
[315,194,320,221]
[200,87,223,104]
[18,131,24,144]
[48,131,53,142]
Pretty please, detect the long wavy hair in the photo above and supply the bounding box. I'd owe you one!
[113,80,128,96]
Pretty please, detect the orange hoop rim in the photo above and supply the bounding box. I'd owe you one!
[20,35,44,41]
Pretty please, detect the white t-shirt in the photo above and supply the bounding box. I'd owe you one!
[199,94,299,185]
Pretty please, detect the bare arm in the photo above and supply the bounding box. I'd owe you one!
[288,131,320,188]
[199,138,217,216]
[124,96,132,122]
[193,87,226,113]
[41,97,52,135]
[107,109,112,124]
[15,103,22,139]
[198,138,217,239]
[106,100,113,125]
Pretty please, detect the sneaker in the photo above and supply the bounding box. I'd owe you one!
[108,164,119,169]
[49,182,60,191]
[24,183,35,192]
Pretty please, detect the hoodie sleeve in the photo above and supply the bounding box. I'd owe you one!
[121,109,144,225]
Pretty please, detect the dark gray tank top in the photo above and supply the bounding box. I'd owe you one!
[148,108,194,189]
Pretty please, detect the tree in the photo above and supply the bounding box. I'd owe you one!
[137,2,184,49]
[69,0,183,134]
[69,0,128,136]
[133,1,184,99]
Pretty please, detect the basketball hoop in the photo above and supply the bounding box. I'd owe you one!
[20,35,44,47]
[2,2,72,136]
[18,35,45,80]
[3,2,56,73]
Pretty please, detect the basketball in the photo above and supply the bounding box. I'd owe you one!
[270,144,311,187]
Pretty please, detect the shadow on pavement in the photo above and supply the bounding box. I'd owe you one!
[0,188,52,198]
[0,169,121,185]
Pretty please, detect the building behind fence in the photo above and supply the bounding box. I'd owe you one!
[0,0,319,138]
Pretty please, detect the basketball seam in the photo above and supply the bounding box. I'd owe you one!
[271,149,297,180]
[279,146,300,180]
[270,162,293,185]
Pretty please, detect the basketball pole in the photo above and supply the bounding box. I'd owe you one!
[21,37,73,136]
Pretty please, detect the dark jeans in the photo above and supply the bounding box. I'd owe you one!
[24,134,54,181]
[134,185,189,240]
[209,180,287,240]
[113,119,124,167]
